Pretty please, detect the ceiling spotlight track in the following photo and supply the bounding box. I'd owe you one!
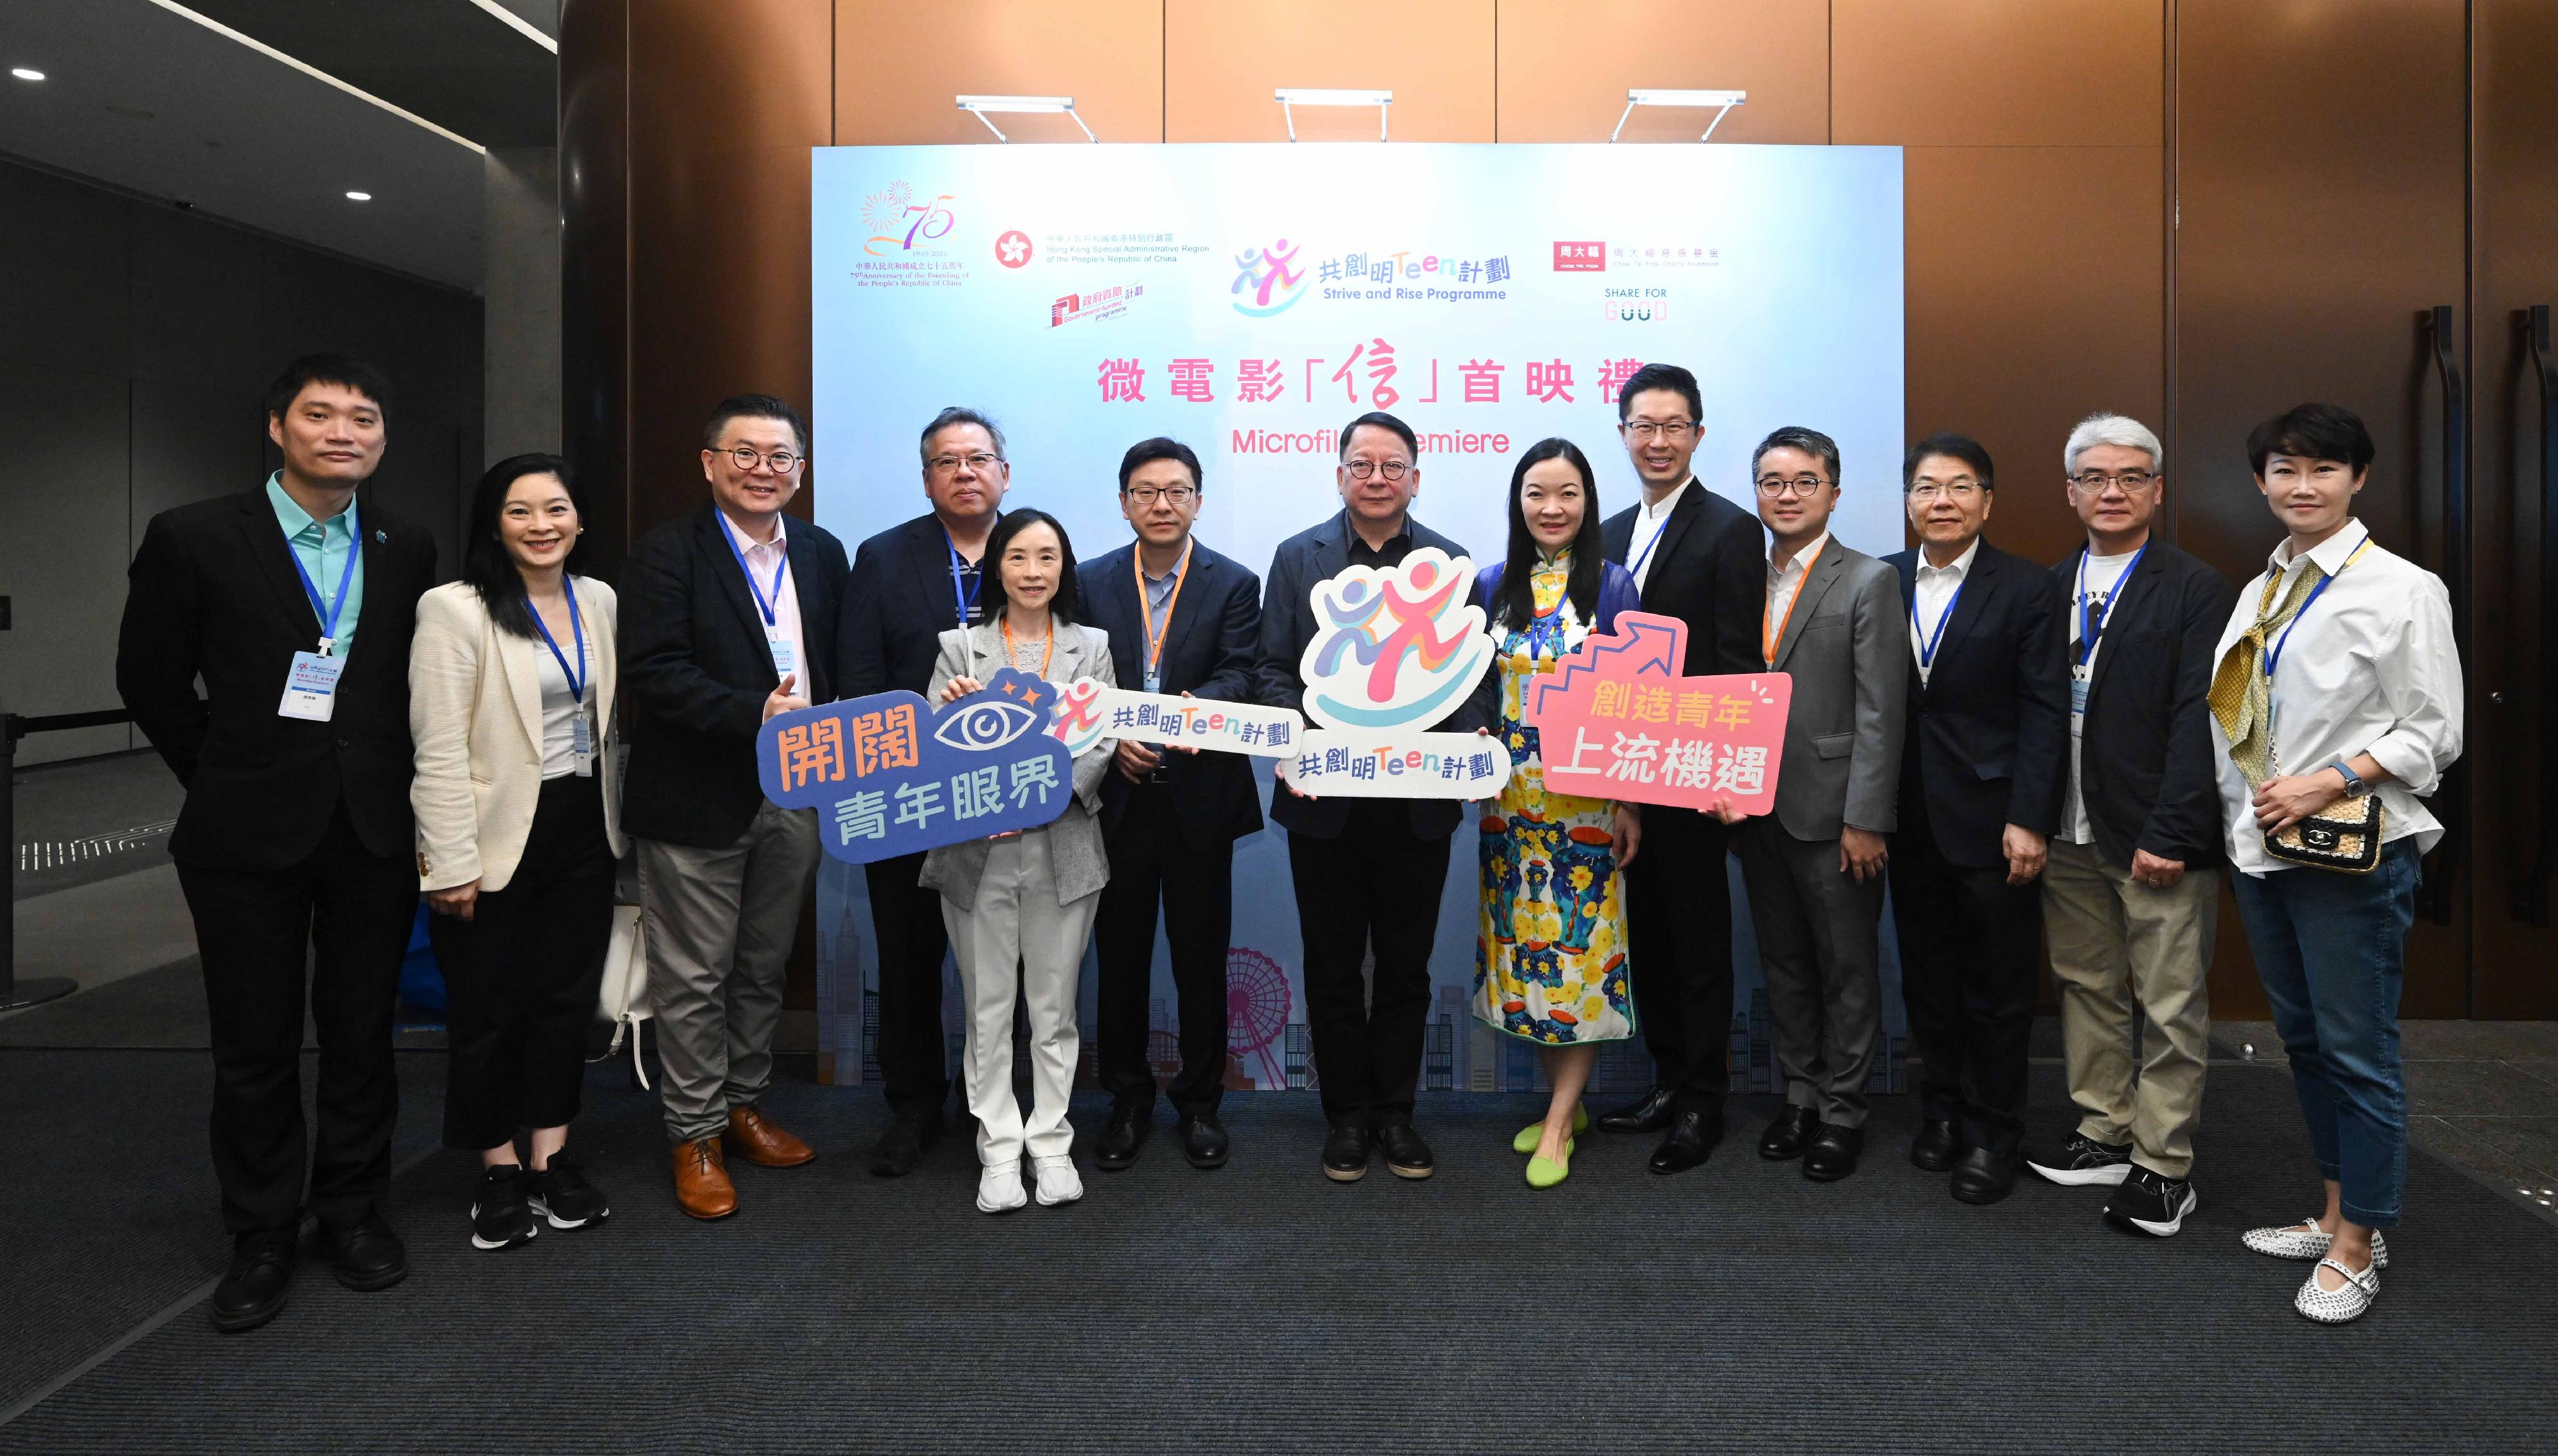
[139,0,487,153]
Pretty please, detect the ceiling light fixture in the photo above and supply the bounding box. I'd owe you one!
[1612,88,1748,143]
[1273,88,1392,142]
[953,95,1094,143]
[10,68,44,82]
[464,0,556,54]
[345,191,372,201]
[141,0,486,153]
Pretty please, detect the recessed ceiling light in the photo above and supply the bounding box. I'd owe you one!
[345,191,372,201]
[10,68,44,82]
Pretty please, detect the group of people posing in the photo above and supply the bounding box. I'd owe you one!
[116,355,2458,1335]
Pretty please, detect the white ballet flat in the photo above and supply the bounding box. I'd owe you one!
[2293,1256,2380,1324]
[2241,1219,2389,1268]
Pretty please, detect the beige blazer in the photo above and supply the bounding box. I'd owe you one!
[918,618,1117,911]
[410,578,624,892]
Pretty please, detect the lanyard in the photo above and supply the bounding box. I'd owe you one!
[2075,544,2146,668]
[1761,540,1826,667]
[945,531,982,627]
[1001,614,1053,678]
[1916,571,1966,669]
[286,499,362,654]
[1627,488,1683,580]
[721,515,788,628]
[1136,541,1193,682]
[530,580,588,703]
[2263,534,2372,680]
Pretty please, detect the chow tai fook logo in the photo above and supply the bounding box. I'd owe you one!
[862,182,957,256]
[1231,239,1308,317]
[1553,241,1606,272]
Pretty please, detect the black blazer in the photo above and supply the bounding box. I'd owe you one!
[1254,510,1491,841]
[2051,541,2236,866]
[618,503,851,849]
[1599,479,1765,676]
[1078,539,1265,848]
[116,485,437,871]
[837,512,987,700]
[1884,538,2070,868]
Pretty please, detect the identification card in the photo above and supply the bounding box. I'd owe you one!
[1143,670,1160,694]
[278,651,344,721]
[767,632,797,680]
[2070,664,2091,717]
[571,710,595,776]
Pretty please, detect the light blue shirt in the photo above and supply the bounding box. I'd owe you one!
[266,473,365,655]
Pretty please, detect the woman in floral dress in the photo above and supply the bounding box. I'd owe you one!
[1470,438,1644,1188]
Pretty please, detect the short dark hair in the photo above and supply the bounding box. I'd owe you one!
[921,406,1007,466]
[462,454,584,641]
[2247,402,2374,476]
[1118,437,1202,492]
[1340,411,1418,462]
[1752,425,1841,485]
[982,507,1083,625]
[1615,362,1702,425]
[702,394,809,455]
[1903,431,1995,490]
[265,353,391,423]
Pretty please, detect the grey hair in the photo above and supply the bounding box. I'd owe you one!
[2063,412,2162,477]
[920,406,1007,467]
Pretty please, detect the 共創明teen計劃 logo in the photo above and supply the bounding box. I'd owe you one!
[1231,239,1307,317]
[863,182,957,256]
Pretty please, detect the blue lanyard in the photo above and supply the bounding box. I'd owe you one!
[720,516,788,627]
[530,580,588,703]
[286,499,361,654]
[2075,543,2146,667]
[1917,574,1966,669]
[1627,492,1681,579]
[2264,535,2372,680]
[945,532,981,626]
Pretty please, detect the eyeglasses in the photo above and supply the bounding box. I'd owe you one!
[1907,479,1984,503]
[1124,485,1198,506]
[1344,459,1411,481]
[928,451,1003,474]
[723,446,802,473]
[1754,475,1829,498]
[2068,469,2157,493]
[1621,421,1697,442]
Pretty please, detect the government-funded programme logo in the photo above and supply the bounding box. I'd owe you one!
[1230,238,1308,317]
[1051,284,1143,327]
[995,229,1032,268]
[862,180,957,256]
[1553,241,1606,272]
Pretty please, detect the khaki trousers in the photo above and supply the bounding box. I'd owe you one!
[2040,837,2216,1178]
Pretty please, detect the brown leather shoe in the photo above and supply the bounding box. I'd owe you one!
[671,1137,737,1219]
[726,1104,816,1168]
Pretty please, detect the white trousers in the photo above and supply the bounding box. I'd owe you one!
[939,829,1099,1168]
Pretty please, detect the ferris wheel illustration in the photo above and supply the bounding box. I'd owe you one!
[1225,947,1292,1090]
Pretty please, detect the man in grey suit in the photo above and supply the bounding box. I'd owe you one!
[1723,426,1908,1182]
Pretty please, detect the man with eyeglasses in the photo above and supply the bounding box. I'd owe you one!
[1076,437,1264,1173]
[622,394,851,1218]
[837,405,1013,1177]
[1257,411,1489,1184]
[1880,432,2069,1206]
[2025,413,2233,1238]
[1594,362,1768,1174]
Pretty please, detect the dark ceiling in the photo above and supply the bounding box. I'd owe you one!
[178,0,557,149]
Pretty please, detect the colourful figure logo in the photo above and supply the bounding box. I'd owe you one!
[1231,239,1307,317]
[863,180,957,257]
[1044,677,1109,756]
[1298,547,1495,730]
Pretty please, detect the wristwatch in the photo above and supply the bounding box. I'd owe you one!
[2328,759,2369,798]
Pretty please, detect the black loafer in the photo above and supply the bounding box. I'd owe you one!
[315,1209,407,1292]
[1758,1105,1820,1161]
[1647,1109,1723,1175]
[1950,1145,2021,1205]
[1094,1101,1149,1171]
[1177,1111,1229,1170]
[1375,1123,1434,1180]
[1910,1118,1959,1173]
[1321,1123,1370,1182]
[1599,1084,1679,1135]
[868,1111,941,1178]
[1801,1122,1865,1182]
[209,1230,297,1333]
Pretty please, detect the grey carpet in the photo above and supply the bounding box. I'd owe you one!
[0,958,448,1051]
[2,1046,2554,1454]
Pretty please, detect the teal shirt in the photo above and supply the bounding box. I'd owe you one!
[266,473,366,656]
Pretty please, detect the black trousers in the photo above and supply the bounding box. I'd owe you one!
[866,850,952,1116]
[175,803,414,1235]
[1095,783,1233,1115]
[1890,798,2044,1154]
[1623,806,1736,1113]
[1286,802,1452,1130]
[427,774,615,1152]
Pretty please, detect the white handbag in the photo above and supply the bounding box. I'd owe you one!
[595,904,652,1087]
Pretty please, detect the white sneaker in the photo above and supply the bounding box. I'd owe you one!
[1032,1154,1083,1207]
[2241,1219,2390,1268]
[976,1161,1026,1215]
[2294,1256,2380,1324]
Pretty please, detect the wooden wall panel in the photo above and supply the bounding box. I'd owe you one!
[833,0,1163,145]
[1495,0,1828,144]
[1832,0,2163,147]
[1165,0,1492,143]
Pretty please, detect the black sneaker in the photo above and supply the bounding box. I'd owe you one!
[530,1157,611,1230]
[2025,1132,2134,1187]
[2103,1165,2198,1237]
[470,1165,538,1250]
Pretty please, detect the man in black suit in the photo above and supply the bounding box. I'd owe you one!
[620,394,848,1219]
[1257,411,1489,1184]
[835,406,1010,1176]
[1883,432,2069,1205]
[1593,362,1768,1173]
[1077,437,1263,1173]
[117,354,437,1333]
[2025,413,2234,1239]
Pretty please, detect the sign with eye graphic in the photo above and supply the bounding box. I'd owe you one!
[758,667,1073,865]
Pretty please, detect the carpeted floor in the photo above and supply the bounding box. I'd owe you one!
[3,1044,2554,1454]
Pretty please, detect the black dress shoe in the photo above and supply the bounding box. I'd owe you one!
[1910,1118,1959,1173]
[1599,1084,1679,1135]
[1177,1111,1229,1170]
[1375,1123,1434,1180]
[1757,1105,1820,1161]
[868,1111,942,1178]
[209,1230,296,1333]
[1801,1122,1865,1182]
[1950,1145,2021,1205]
[314,1209,407,1292]
[1321,1123,1370,1182]
[1094,1101,1149,1171]
[1647,1109,1724,1174]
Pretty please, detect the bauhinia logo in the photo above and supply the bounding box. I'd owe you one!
[1230,239,1308,317]
[863,181,957,256]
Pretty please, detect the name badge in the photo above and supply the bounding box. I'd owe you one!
[1143,670,1161,694]
[2070,664,2091,717]
[571,710,595,776]
[278,651,344,721]
[767,632,797,680]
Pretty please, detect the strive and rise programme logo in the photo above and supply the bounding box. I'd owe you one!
[1231,238,1307,317]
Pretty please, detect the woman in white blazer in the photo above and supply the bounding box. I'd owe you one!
[923,508,1117,1216]
[412,453,624,1251]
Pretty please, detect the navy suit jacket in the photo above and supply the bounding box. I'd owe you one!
[837,512,987,700]
[1078,538,1266,848]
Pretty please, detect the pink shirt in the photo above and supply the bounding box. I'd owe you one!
[719,510,807,693]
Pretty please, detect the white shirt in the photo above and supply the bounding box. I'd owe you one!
[2062,547,2142,845]
[1627,476,1693,593]
[1908,535,1981,687]
[718,510,806,691]
[533,622,595,779]
[1762,530,1832,664]
[2209,521,2463,875]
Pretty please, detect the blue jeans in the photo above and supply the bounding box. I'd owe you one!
[2230,838,2419,1228]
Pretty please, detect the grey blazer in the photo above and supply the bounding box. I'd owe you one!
[918,618,1118,911]
[1764,540,1907,842]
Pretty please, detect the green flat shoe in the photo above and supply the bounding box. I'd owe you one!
[1512,1105,1590,1155]
[1526,1138,1574,1189]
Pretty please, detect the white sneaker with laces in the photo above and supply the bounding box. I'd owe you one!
[1032,1155,1083,1207]
[2294,1256,2380,1323]
[977,1161,1027,1215]
[2241,1219,2389,1267]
